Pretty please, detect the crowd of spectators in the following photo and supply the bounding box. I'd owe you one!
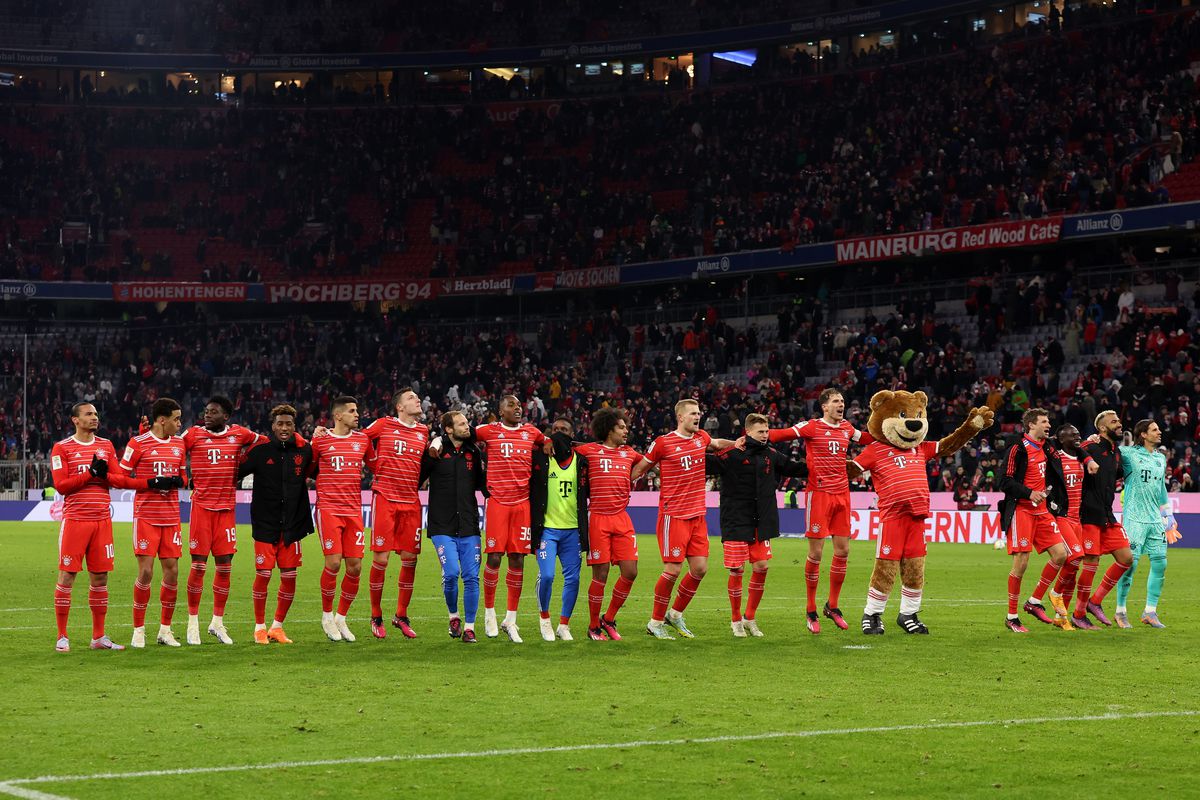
[2,258,1200,497]
[2,7,1197,285]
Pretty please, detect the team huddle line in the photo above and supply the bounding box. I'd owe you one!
[47,388,1173,652]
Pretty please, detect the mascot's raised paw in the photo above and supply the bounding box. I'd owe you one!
[968,406,995,431]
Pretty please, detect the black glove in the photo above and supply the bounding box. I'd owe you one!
[147,476,183,491]
[88,455,108,479]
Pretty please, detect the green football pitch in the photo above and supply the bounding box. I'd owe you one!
[2,523,1197,799]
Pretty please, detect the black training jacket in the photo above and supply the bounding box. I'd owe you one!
[706,439,806,542]
[420,439,487,537]
[1080,437,1120,526]
[236,435,315,544]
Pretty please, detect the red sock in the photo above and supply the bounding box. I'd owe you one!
[651,572,678,621]
[186,561,207,615]
[727,571,744,622]
[212,563,232,617]
[540,610,550,620]
[605,576,634,622]
[587,578,606,627]
[670,570,702,614]
[274,569,297,624]
[505,568,524,613]
[132,579,151,629]
[1007,572,1022,615]
[252,570,271,625]
[396,557,417,617]
[483,564,500,609]
[1032,561,1060,602]
[804,555,821,613]
[54,582,71,638]
[1073,561,1098,616]
[159,581,178,626]
[746,569,768,620]
[320,566,338,613]
[1089,562,1129,604]
[88,585,108,640]
[828,554,848,608]
[1055,558,1080,598]
[337,572,360,616]
[368,561,387,618]
[559,615,570,626]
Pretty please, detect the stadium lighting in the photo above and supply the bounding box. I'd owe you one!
[714,50,757,66]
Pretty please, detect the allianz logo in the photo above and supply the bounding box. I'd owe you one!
[695,256,731,273]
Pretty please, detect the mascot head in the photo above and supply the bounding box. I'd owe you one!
[867,390,930,450]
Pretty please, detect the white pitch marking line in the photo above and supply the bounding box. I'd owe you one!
[1,710,1194,795]
[0,783,72,800]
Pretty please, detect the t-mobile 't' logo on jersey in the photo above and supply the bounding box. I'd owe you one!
[679,455,696,470]
[207,448,222,464]
[499,442,515,458]
[827,440,842,455]
[330,455,346,471]
[599,458,613,472]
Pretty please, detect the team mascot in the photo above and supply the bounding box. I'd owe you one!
[847,391,994,634]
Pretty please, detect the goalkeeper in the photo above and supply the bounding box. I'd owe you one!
[1114,420,1176,629]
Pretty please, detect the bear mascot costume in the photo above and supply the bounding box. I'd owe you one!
[847,390,994,634]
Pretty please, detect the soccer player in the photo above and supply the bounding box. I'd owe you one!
[631,398,736,639]
[1113,420,1173,628]
[997,409,1074,633]
[120,398,189,648]
[237,404,315,644]
[768,387,872,633]
[51,402,169,652]
[360,389,429,640]
[530,419,586,642]
[1070,410,1133,629]
[1045,424,1088,629]
[434,395,545,643]
[312,395,376,642]
[575,407,643,642]
[181,395,261,645]
[422,411,486,643]
[709,413,806,637]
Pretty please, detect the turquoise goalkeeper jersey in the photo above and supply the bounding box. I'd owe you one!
[1119,445,1169,525]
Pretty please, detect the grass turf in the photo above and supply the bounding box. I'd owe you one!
[2,522,1197,799]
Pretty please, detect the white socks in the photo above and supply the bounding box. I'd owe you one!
[900,587,922,615]
[865,587,889,615]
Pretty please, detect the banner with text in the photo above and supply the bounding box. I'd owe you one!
[835,217,1062,264]
[1059,201,1200,239]
[112,282,252,303]
[266,280,438,304]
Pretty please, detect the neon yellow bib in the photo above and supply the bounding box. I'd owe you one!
[545,456,578,529]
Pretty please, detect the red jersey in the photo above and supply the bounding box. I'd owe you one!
[119,432,187,525]
[852,440,938,519]
[645,429,711,519]
[183,424,260,511]
[576,442,644,515]
[1054,449,1085,522]
[362,417,428,508]
[51,436,119,521]
[312,431,375,516]
[1006,436,1048,515]
[769,418,872,493]
[475,422,545,506]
